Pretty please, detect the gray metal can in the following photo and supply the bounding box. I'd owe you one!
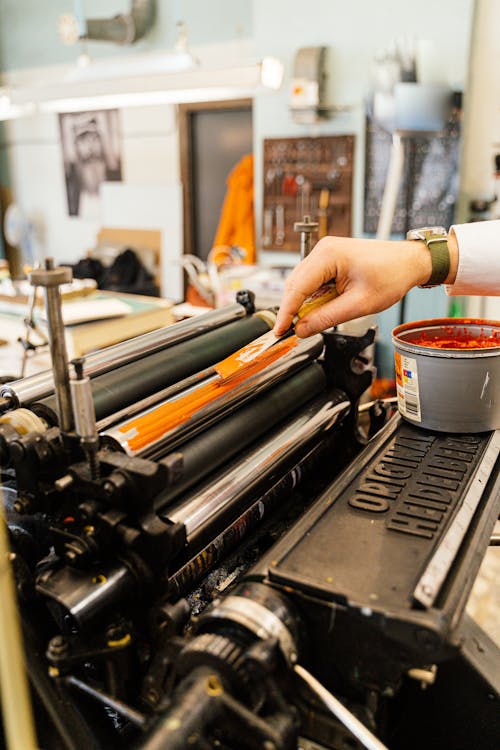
[392,318,500,433]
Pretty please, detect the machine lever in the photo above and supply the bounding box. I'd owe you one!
[294,664,389,750]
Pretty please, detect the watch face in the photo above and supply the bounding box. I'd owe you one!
[406,226,447,240]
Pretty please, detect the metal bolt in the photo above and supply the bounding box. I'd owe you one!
[71,357,85,380]
[407,665,437,690]
[48,635,68,656]
[106,623,126,641]
[78,501,96,520]
[55,474,74,492]
[13,496,32,514]
[37,569,53,584]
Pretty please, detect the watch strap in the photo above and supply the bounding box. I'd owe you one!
[421,237,450,287]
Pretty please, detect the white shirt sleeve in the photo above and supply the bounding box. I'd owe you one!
[446,219,500,296]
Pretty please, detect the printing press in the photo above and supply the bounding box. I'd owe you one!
[0,262,498,750]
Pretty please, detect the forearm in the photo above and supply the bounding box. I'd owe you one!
[274,223,487,339]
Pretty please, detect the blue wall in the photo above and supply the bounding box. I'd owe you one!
[0,0,472,370]
[0,0,253,71]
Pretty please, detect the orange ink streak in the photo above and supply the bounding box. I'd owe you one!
[119,336,300,453]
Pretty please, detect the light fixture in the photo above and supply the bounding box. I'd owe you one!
[260,56,285,91]
[3,29,284,121]
[63,51,198,84]
[37,86,258,114]
[5,56,283,117]
[63,19,198,84]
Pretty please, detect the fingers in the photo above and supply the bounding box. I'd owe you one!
[294,288,367,337]
[273,282,308,335]
[274,239,338,335]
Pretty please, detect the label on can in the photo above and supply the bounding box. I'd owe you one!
[395,352,421,422]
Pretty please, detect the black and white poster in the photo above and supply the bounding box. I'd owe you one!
[59,109,122,218]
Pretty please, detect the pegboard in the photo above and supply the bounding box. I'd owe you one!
[262,135,354,252]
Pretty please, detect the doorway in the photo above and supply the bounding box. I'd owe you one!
[179,99,253,261]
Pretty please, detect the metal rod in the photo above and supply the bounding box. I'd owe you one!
[37,315,271,425]
[294,664,389,750]
[358,397,398,413]
[64,675,147,728]
[29,258,74,433]
[71,358,100,479]
[46,284,73,430]
[1,303,247,408]
[294,214,319,259]
[169,391,350,538]
[103,335,324,457]
[376,131,405,241]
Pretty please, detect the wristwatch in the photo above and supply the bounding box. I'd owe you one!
[406,226,450,287]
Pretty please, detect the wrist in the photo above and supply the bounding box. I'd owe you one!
[404,240,433,287]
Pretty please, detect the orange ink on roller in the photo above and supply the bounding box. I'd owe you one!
[119,335,300,453]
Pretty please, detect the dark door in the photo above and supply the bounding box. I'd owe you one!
[180,101,253,262]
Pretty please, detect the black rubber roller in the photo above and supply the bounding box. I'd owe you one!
[33,315,271,424]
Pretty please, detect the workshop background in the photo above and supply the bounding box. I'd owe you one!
[0,0,498,365]
[0,4,498,748]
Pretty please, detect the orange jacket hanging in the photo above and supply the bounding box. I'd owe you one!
[213,153,256,263]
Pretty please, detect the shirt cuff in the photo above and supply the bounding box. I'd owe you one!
[445,220,500,296]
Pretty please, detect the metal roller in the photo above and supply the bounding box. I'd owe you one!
[169,426,340,597]
[32,315,272,424]
[95,366,216,433]
[0,303,247,410]
[155,363,327,507]
[103,335,324,458]
[167,389,351,542]
[36,389,350,630]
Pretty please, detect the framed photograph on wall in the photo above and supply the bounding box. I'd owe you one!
[59,109,122,219]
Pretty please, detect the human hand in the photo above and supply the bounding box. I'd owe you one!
[274,236,433,337]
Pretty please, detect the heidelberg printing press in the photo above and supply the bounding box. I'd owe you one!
[0,260,498,750]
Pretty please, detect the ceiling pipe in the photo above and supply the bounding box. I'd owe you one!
[83,0,156,45]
